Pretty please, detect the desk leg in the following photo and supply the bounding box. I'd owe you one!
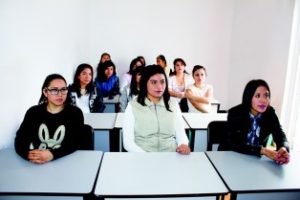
[109,128,120,152]
[84,193,97,200]
[187,129,195,151]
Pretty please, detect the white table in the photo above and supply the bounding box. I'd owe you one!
[84,113,117,151]
[206,151,300,200]
[95,152,228,199]
[0,149,103,199]
[182,113,227,151]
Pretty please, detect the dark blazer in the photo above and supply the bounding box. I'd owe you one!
[219,104,289,156]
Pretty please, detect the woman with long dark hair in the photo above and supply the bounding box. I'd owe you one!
[122,65,190,154]
[68,63,105,113]
[15,74,84,164]
[219,79,289,164]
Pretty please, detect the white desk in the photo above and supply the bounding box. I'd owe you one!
[0,149,103,199]
[103,95,120,113]
[84,113,117,151]
[206,151,300,200]
[182,113,227,151]
[95,152,228,199]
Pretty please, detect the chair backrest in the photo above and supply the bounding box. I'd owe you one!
[207,121,227,151]
[80,124,94,150]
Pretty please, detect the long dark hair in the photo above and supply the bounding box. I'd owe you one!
[73,63,94,98]
[128,58,142,74]
[38,74,69,104]
[242,79,271,110]
[137,65,171,111]
[130,67,144,97]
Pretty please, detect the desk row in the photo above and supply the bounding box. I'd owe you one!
[1,150,299,200]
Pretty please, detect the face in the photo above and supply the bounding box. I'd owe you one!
[175,61,185,73]
[43,79,68,107]
[193,68,206,85]
[251,86,270,116]
[135,72,142,84]
[147,73,166,102]
[101,55,110,63]
[133,61,143,70]
[156,58,166,68]
[104,66,114,78]
[78,68,92,87]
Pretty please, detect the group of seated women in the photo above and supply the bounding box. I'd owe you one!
[14,52,289,167]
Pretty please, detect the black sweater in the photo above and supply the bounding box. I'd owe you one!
[15,104,84,160]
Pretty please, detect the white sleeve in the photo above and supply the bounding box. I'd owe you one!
[173,102,189,146]
[168,76,175,90]
[122,103,146,152]
[120,73,131,93]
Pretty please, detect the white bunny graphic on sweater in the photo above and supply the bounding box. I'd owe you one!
[32,123,66,150]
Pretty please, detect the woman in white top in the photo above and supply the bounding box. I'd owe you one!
[156,54,172,76]
[122,65,190,154]
[168,58,194,112]
[68,63,105,113]
[120,57,143,92]
[120,67,144,112]
[185,65,213,113]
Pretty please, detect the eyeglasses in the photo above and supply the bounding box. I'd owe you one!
[46,87,68,95]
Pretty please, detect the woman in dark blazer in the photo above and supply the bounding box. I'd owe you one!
[219,79,289,164]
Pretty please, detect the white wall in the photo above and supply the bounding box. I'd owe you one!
[0,0,294,149]
[228,0,295,112]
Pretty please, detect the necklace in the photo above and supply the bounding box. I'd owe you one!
[80,88,87,95]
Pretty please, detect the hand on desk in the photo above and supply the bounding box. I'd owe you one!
[261,147,289,165]
[275,147,289,165]
[28,150,54,164]
[176,144,191,155]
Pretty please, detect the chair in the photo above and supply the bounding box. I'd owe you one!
[207,121,227,151]
[80,124,95,150]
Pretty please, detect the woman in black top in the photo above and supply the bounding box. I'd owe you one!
[15,74,84,164]
[219,79,289,164]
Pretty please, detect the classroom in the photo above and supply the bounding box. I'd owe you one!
[0,0,299,199]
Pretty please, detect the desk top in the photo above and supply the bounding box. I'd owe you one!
[0,149,103,195]
[115,113,190,129]
[103,95,120,103]
[95,152,228,197]
[84,113,117,129]
[183,113,227,129]
[206,151,300,192]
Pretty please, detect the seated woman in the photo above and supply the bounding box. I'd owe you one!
[168,58,194,112]
[15,74,84,164]
[122,65,190,154]
[97,52,111,68]
[120,57,143,92]
[95,60,120,98]
[68,63,105,113]
[156,54,172,76]
[120,67,144,112]
[185,65,213,113]
[219,79,289,165]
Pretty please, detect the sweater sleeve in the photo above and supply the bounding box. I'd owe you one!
[14,107,35,160]
[174,102,189,146]
[122,103,146,152]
